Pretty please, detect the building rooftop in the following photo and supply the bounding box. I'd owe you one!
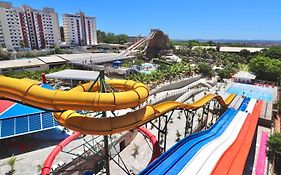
[219,47,264,53]
[45,69,108,81]
[57,53,98,61]
[58,53,131,64]
[232,71,256,79]
[0,58,45,69]
[98,43,127,47]
[37,55,67,64]
[192,46,265,53]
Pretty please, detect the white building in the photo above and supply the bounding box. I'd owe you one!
[0,2,60,50]
[232,71,256,84]
[0,2,23,50]
[192,46,265,53]
[63,12,97,47]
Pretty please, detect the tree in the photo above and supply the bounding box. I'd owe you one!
[216,44,221,52]
[176,130,182,142]
[278,100,281,113]
[218,65,236,79]
[97,30,106,43]
[263,46,281,60]
[239,49,251,59]
[206,40,216,46]
[249,55,281,81]
[218,68,231,79]
[19,40,25,48]
[131,144,140,158]
[0,49,11,60]
[267,133,281,174]
[97,30,129,44]
[7,155,16,174]
[115,34,128,45]
[54,45,63,54]
[196,63,213,77]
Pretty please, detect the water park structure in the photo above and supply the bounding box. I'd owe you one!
[0,64,276,175]
[0,68,235,173]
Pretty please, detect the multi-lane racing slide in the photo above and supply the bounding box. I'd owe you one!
[211,100,263,175]
[0,76,235,136]
[179,99,257,175]
[139,97,250,175]
[140,96,263,175]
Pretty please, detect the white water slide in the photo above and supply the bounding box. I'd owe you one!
[123,31,156,55]
[179,99,257,175]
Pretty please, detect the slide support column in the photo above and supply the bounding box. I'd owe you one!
[99,68,110,175]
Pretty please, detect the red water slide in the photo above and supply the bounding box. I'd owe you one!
[41,132,81,175]
[41,127,160,175]
[211,100,263,175]
[138,127,161,163]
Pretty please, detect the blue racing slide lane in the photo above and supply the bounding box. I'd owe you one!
[238,97,250,111]
[139,108,238,175]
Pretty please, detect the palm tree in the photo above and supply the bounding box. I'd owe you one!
[7,155,16,174]
[176,130,182,142]
[37,164,42,173]
[131,144,140,158]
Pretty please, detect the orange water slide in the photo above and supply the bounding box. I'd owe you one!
[211,100,263,175]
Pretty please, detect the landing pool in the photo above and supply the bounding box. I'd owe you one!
[227,83,273,101]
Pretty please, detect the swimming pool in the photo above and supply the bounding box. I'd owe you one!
[140,63,157,74]
[227,83,273,101]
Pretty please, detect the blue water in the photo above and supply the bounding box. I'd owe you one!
[227,83,273,101]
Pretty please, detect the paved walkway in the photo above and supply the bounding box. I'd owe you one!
[250,126,270,175]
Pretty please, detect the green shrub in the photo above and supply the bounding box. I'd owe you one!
[267,132,281,174]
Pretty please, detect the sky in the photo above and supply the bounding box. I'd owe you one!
[9,0,281,40]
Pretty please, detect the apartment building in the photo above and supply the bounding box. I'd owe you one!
[0,2,60,50]
[63,12,97,47]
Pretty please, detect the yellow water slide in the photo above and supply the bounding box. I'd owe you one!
[0,76,236,135]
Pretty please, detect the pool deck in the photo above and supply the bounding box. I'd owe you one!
[259,100,274,128]
[251,126,271,175]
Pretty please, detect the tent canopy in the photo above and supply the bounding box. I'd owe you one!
[46,69,108,81]
[232,71,256,79]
